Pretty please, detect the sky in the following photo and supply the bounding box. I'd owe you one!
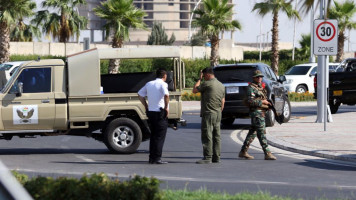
[234,0,356,51]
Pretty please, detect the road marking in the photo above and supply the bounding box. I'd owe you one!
[75,155,95,163]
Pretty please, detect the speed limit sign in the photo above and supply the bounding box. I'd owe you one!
[313,19,338,56]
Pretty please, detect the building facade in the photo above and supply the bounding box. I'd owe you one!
[78,0,235,44]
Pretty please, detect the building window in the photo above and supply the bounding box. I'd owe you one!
[169,0,174,6]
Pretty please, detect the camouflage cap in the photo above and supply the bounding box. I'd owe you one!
[253,70,264,77]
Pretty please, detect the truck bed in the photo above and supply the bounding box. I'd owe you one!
[101,72,174,93]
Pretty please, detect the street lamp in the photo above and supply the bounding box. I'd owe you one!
[188,0,202,42]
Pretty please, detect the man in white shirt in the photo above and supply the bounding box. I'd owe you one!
[138,69,170,164]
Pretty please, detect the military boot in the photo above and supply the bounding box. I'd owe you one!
[238,150,254,160]
[265,152,277,160]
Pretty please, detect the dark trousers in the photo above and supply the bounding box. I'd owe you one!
[147,110,168,161]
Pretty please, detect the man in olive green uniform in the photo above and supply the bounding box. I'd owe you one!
[239,70,277,160]
[193,67,225,164]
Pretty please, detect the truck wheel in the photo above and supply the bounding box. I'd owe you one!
[265,110,275,127]
[296,85,307,93]
[329,99,340,114]
[103,118,142,154]
[282,98,291,123]
[221,118,235,126]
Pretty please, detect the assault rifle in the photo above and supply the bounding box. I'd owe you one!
[267,99,283,125]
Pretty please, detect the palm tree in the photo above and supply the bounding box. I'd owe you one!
[0,0,36,63]
[32,0,88,43]
[297,33,311,60]
[328,0,356,62]
[253,0,300,74]
[11,20,41,42]
[192,0,241,67]
[93,0,147,74]
[298,0,332,14]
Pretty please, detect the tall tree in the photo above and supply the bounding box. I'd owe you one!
[297,33,311,60]
[193,0,241,67]
[11,20,41,42]
[0,0,36,63]
[253,0,300,74]
[147,22,175,45]
[328,0,356,62]
[94,0,147,74]
[32,0,88,43]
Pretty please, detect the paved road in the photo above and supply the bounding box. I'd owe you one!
[1,105,356,199]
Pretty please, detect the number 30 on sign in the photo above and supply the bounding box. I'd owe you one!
[313,19,338,56]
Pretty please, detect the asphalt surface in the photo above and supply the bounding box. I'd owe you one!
[0,101,356,199]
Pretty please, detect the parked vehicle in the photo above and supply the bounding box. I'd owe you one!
[214,63,291,127]
[0,61,24,80]
[314,58,356,114]
[284,62,340,93]
[0,47,186,153]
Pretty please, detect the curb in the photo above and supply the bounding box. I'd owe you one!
[267,134,356,163]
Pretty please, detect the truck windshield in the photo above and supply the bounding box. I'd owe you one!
[0,64,13,71]
[285,66,311,75]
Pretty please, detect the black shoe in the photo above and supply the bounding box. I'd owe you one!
[149,160,168,164]
[212,160,220,163]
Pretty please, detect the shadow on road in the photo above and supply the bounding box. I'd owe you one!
[295,159,356,171]
[0,148,134,155]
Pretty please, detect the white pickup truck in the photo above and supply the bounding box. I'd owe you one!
[0,47,186,153]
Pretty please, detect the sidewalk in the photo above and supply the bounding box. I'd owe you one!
[268,101,356,162]
[182,101,356,162]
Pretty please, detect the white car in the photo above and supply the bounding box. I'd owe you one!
[0,61,24,81]
[284,62,339,93]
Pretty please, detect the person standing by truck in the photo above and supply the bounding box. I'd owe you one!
[193,67,225,164]
[239,70,277,160]
[138,68,170,164]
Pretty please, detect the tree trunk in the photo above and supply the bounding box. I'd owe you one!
[59,10,69,43]
[210,34,220,67]
[336,31,345,62]
[271,12,279,74]
[0,22,10,63]
[109,36,123,74]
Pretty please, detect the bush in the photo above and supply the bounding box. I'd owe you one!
[13,172,161,200]
[288,92,316,102]
[10,54,65,62]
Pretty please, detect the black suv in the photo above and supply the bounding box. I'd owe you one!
[214,63,291,127]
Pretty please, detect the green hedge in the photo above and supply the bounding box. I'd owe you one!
[9,54,308,87]
[13,172,161,200]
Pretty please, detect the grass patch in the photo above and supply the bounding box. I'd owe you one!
[162,189,301,200]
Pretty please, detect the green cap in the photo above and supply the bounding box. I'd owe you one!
[253,70,264,77]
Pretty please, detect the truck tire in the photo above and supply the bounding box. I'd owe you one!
[265,110,275,127]
[296,85,307,93]
[329,99,340,114]
[103,118,142,154]
[221,118,235,126]
[282,98,291,123]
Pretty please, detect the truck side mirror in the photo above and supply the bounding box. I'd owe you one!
[16,82,23,97]
[279,75,286,83]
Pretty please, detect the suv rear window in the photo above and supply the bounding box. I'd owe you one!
[214,66,255,83]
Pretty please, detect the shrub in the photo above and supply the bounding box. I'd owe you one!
[10,54,65,62]
[13,172,161,200]
[288,92,316,102]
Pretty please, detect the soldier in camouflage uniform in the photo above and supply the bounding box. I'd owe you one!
[239,70,277,160]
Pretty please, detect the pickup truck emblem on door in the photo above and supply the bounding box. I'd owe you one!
[13,105,38,124]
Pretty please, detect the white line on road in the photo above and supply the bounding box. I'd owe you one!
[75,155,95,163]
